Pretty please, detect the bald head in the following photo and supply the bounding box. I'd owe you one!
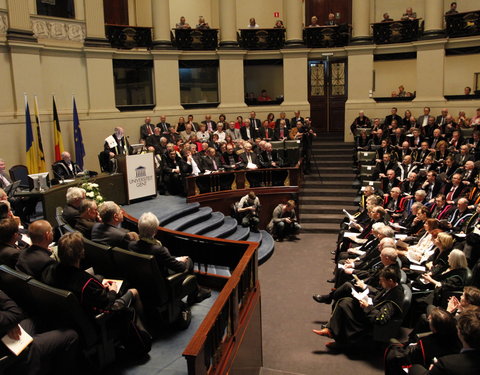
[28,220,53,247]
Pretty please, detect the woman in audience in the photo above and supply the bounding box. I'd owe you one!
[266,113,275,129]
[398,219,440,264]
[447,286,480,316]
[196,16,209,29]
[218,113,226,124]
[402,109,413,128]
[457,111,470,128]
[470,107,480,127]
[385,307,461,375]
[434,140,450,162]
[425,232,454,274]
[355,129,370,150]
[176,116,186,133]
[235,115,244,129]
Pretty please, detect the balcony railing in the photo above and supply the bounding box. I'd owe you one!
[238,28,286,50]
[371,19,422,44]
[303,25,351,48]
[172,28,219,50]
[445,10,480,38]
[105,24,152,49]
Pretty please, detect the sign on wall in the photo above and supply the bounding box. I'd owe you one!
[125,153,156,200]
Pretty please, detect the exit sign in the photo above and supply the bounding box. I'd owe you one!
[274,12,280,17]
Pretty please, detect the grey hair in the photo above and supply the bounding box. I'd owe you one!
[378,225,395,238]
[98,201,120,223]
[66,187,86,204]
[448,249,468,270]
[138,212,159,238]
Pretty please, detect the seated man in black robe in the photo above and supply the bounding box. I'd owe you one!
[128,212,210,304]
[91,201,139,249]
[313,267,405,350]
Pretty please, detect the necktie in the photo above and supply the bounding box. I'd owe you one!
[147,125,153,135]
[446,186,456,201]
[211,157,217,170]
[280,129,284,138]
[0,173,10,187]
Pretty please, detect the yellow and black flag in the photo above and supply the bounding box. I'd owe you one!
[52,96,64,161]
[33,96,47,172]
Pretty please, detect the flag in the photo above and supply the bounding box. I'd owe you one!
[33,96,47,173]
[25,96,38,174]
[52,96,64,161]
[73,97,85,169]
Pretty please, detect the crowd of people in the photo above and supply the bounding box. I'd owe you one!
[0,184,219,373]
[102,111,316,195]
[309,105,480,373]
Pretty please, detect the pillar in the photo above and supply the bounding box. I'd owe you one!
[6,0,34,42]
[152,51,182,110]
[351,0,371,44]
[219,0,237,48]
[284,0,303,47]
[84,0,109,47]
[414,40,446,102]
[151,0,172,48]
[84,50,117,113]
[423,0,445,39]
[282,50,309,106]
[218,51,246,107]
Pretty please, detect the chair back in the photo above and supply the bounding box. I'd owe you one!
[0,265,33,310]
[83,238,117,278]
[471,261,480,288]
[27,278,98,347]
[110,247,169,306]
[357,151,376,163]
[8,165,29,189]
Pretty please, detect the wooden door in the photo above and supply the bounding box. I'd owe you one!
[308,59,348,133]
[306,0,352,26]
[103,0,129,25]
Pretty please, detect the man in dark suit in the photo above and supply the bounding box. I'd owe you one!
[429,128,445,149]
[274,119,289,141]
[410,309,480,375]
[435,108,449,128]
[0,159,12,190]
[413,142,432,164]
[91,201,139,249]
[416,107,431,128]
[74,199,99,240]
[249,111,262,132]
[201,147,223,172]
[146,127,163,154]
[15,220,56,281]
[162,150,191,195]
[373,153,396,179]
[455,145,474,166]
[201,114,217,133]
[384,107,402,127]
[62,186,85,227]
[52,151,83,180]
[140,116,155,141]
[443,173,466,205]
[422,171,444,202]
[0,217,22,268]
[156,115,171,136]
[239,142,259,169]
[290,110,304,127]
[257,121,274,141]
[275,112,291,130]
[240,119,258,141]
[129,212,210,303]
[222,144,241,170]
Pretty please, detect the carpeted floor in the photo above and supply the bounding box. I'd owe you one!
[259,234,385,375]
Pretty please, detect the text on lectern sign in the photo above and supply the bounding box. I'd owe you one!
[125,153,156,200]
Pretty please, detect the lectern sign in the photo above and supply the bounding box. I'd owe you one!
[125,153,156,200]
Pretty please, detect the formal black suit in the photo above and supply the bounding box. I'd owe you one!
[91,223,131,249]
[201,155,223,171]
[258,127,274,141]
[15,244,56,281]
[129,239,187,276]
[249,118,262,131]
[146,134,163,154]
[221,151,240,170]
[410,349,480,375]
[140,123,155,140]
[52,160,82,180]
[62,203,80,227]
[240,125,258,141]
[201,120,217,132]
[239,151,259,168]
[384,114,403,126]
[0,243,21,268]
[162,155,191,195]
[290,116,304,126]
[74,218,97,240]
[156,121,171,135]
[275,118,291,129]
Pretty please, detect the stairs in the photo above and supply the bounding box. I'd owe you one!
[300,134,358,233]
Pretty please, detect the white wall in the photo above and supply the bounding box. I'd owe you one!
[444,54,480,94]
[373,59,417,97]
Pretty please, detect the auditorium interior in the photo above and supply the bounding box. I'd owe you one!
[1,0,480,374]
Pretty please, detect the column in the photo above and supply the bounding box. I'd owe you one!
[423,0,444,39]
[218,51,246,107]
[84,0,109,47]
[152,51,182,110]
[219,0,237,48]
[84,50,117,113]
[6,0,35,42]
[351,0,371,43]
[284,0,303,47]
[151,0,172,48]
[414,41,446,102]
[282,50,309,106]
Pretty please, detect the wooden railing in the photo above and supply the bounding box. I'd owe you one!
[303,25,351,48]
[238,28,286,50]
[371,19,422,44]
[172,28,219,50]
[185,167,301,198]
[445,10,480,38]
[105,24,153,49]
[121,212,261,375]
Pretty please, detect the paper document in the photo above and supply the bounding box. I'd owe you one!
[410,264,426,272]
[395,234,408,240]
[351,287,372,305]
[105,135,118,148]
[1,325,33,356]
[342,209,355,221]
[103,279,123,291]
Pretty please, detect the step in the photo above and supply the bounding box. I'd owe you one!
[256,230,275,265]
[202,216,238,238]
[301,204,357,214]
[318,160,355,165]
[308,180,356,187]
[312,142,354,147]
[246,231,262,243]
[301,188,357,197]
[163,207,212,231]
[312,144,354,150]
[183,211,225,235]
[300,213,345,223]
[158,202,201,226]
[300,196,354,204]
[317,167,356,174]
[224,225,250,241]
[301,223,341,233]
